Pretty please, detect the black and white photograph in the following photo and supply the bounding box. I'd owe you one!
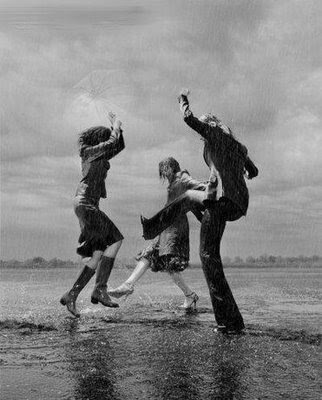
[0,1,321,399]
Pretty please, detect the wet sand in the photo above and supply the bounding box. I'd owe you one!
[0,267,321,399]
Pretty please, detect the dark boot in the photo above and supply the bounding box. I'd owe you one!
[60,266,95,318]
[91,257,119,308]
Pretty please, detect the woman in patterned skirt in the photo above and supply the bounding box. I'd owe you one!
[108,157,206,310]
[60,112,125,317]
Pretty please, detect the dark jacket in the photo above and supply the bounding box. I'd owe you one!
[179,95,249,216]
[75,128,125,205]
[158,170,206,257]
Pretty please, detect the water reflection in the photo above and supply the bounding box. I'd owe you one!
[143,318,248,400]
[64,322,120,400]
[62,312,249,400]
[207,339,247,400]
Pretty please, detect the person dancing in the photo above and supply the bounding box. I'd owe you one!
[141,90,258,332]
[60,112,125,317]
[108,157,206,310]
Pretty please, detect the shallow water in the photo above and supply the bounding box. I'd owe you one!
[0,267,321,399]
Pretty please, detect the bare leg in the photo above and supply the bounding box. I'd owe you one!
[86,250,104,270]
[126,258,150,285]
[103,240,123,258]
[108,258,150,298]
[91,240,123,308]
[169,272,192,296]
[141,190,205,240]
[169,272,199,310]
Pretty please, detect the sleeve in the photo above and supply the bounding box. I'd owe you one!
[179,171,205,223]
[135,237,160,261]
[82,129,125,163]
[244,156,258,179]
[178,95,213,141]
[180,171,207,191]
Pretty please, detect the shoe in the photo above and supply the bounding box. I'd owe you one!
[60,291,80,318]
[91,288,119,308]
[108,282,134,299]
[60,266,95,318]
[91,256,119,308]
[213,325,244,334]
[179,292,199,310]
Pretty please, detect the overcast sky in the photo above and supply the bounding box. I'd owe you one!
[1,0,321,262]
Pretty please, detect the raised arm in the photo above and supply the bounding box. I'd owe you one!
[178,90,215,141]
[178,171,206,222]
[82,116,125,162]
[244,156,258,179]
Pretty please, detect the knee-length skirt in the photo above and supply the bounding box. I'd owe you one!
[136,241,189,273]
[74,197,123,258]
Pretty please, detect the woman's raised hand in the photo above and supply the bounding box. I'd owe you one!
[114,119,122,130]
[108,111,122,130]
[108,111,116,126]
[179,88,190,97]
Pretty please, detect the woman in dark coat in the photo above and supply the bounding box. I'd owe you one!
[141,91,258,332]
[60,112,125,317]
[108,157,206,310]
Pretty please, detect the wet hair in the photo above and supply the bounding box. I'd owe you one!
[245,156,259,179]
[159,157,180,181]
[199,114,233,136]
[78,126,111,155]
[200,114,259,178]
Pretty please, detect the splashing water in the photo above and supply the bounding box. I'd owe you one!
[1,267,321,400]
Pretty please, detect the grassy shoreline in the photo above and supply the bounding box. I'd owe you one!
[1,263,321,270]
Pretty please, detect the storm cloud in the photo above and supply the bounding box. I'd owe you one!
[1,0,321,260]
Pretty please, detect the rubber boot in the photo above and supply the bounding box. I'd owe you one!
[91,256,119,308]
[60,266,95,318]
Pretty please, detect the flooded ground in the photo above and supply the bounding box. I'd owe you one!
[0,267,321,399]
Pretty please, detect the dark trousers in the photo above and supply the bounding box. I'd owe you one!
[200,207,244,329]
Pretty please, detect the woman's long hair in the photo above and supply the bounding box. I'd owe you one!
[78,126,111,156]
[199,114,233,136]
[200,114,258,179]
[159,157,180,181]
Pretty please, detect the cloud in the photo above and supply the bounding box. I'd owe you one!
[1,0,321,259]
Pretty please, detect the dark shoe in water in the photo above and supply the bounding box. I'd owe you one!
[91,288,119,308]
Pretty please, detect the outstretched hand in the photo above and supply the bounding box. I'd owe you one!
[114,119,122,130]
[108,111,116,126]
[179,88,190,97]
[108,111,122,130]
